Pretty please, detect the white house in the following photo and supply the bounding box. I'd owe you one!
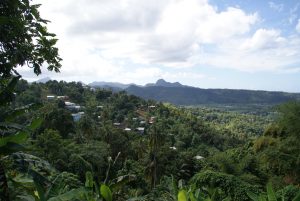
[194,155,204,160]
[136,127,145,134]
[47,95,56,100]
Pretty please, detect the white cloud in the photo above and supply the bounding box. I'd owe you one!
[24,0,300,84]
[296,19,300,33]
[288,3,299,24]
[241,29,286,51]
[269,1,284,12]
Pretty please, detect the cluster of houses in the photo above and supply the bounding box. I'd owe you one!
[47,95,205,159]
[111,105,158,134]
[113,116,148,134]
[46,95,84,122]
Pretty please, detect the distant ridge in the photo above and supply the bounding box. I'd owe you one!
[89,81,134,89]
[86,79,300,105]
[126,85,300,105]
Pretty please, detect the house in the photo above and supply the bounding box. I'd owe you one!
[124,128,131,131]
[65,101,79,110]
[71,113,81,122]
[194,155,204,160]
[57,96,69,100]
[47,95,56,100]
[170,146,177,150]
[136,127,145,134]
[148,105,156,109]
[113,122,121,126]
[74,106,81,110]
[65,101,75,106]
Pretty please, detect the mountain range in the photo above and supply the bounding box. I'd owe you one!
[89,79,300,105]
[35,77,300,105]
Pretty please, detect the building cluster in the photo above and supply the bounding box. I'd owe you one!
[46,95,84,122]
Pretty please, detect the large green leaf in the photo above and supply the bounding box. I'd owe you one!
[247,191,259,201]
[4,103,42,122]
[110,174,136,191]
[85,171,94,188]
[0,76,21,106]
[16,195,36,201]
[48,187,86,201]
[178,190,188,201]
[0,131,27,147]
[100,184,112,201]
[292,191,300,201]
[27,118,43,130]
[266,183,277,201]
[0,142,26,155]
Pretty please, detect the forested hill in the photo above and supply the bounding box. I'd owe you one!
[2,79,300,200]
[126,85,300,105]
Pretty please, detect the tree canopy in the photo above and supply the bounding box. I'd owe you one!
[0,0,61,78]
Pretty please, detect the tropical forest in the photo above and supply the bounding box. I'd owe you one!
[1,0,300,201]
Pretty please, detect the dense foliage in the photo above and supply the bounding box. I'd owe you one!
[1,79,299,200]
[1,1,299,200]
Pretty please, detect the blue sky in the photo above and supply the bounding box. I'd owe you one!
[21,0,300,92]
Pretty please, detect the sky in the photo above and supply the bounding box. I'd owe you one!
[19,0,300,92]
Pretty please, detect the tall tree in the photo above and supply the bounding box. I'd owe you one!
[0,0,61,199]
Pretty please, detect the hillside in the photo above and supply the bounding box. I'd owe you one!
[2,79,300,200]
[126,84,300,105]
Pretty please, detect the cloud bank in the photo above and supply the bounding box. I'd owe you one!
[22,0,300,85]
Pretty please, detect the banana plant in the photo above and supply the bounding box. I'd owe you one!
[0,75,43,200]
[247,183,300,201]
[177,184,231,201]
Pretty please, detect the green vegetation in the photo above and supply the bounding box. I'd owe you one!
[1,79,299,200]
[1,1,299,200]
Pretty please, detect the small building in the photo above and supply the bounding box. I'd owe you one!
[124,128,131,131]
[148,105,156,109]
[47,95,56,100]
[71,113,81,122]
[170,146,177,150]
[113,122,121,126]
[194,155,204,160]
[57,96,69,100]
[136,127,145,134]
[74,106,81,110]
[65,101,75,106]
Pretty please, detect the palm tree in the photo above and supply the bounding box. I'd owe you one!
[146,125,165,189]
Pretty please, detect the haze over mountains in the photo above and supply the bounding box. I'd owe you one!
[36,77,300,105]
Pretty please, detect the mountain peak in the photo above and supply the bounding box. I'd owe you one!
[154,79,183,87]
[156,79,167,85]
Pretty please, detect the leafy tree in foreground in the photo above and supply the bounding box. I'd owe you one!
[0,0,61,77]
[1,0,62,199]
